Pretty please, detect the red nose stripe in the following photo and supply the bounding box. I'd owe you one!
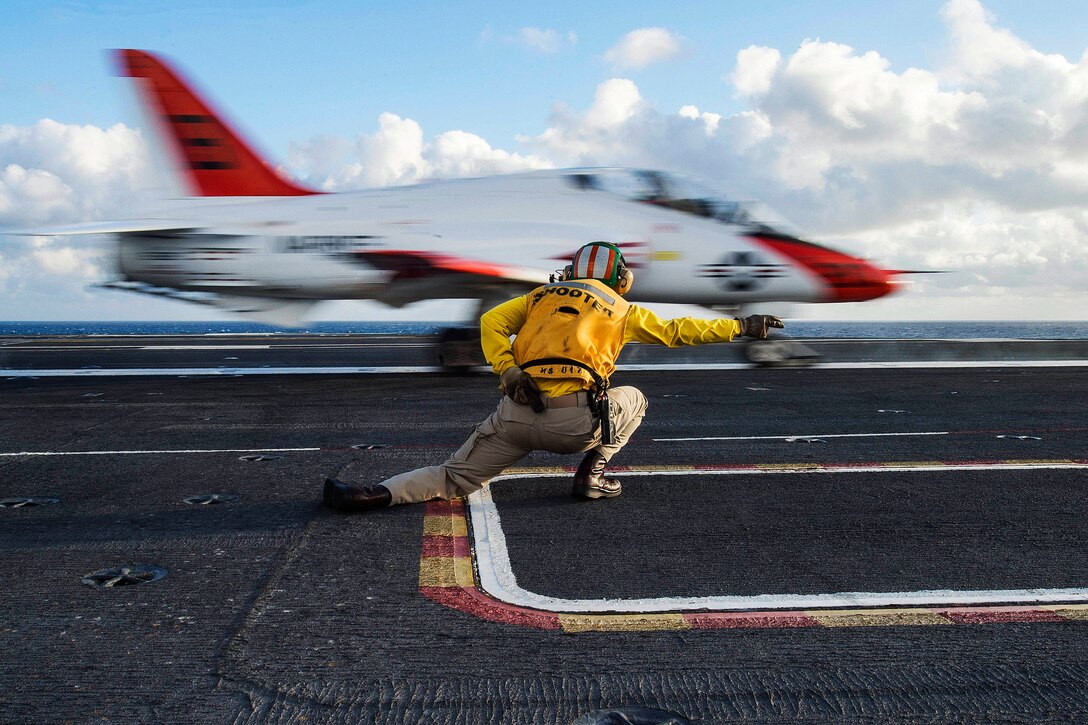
[749,233,893,302]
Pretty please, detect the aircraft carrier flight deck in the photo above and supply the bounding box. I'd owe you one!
[1,334,1087,723]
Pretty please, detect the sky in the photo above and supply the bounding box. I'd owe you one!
[2,0,1088,321]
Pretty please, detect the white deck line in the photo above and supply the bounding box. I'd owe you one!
[6,343,431,351]
[655,431,949,442]
[139,345,272,350]
[1,366,438,377]
[819,360,1088,368]
[468,463,1088,614]
[0,447,321,457]
[621,360,1088,370]
[4,359,1088,377]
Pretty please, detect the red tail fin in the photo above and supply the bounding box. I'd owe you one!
[115,49,317,197]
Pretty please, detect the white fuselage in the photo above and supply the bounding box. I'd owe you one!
[114,169,860,312]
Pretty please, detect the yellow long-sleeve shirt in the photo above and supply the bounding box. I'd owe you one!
[481,294,743,397]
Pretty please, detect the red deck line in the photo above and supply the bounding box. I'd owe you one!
[418,467,1088,631]
[420,586,562,630]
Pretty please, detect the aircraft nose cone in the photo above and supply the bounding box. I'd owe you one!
[747,233,897,303]
[806,257,896,303]
[879,269,900,298]
[837,262,896,302]
[870,266,897,300]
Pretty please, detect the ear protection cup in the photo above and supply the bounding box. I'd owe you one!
[614,266,634,295]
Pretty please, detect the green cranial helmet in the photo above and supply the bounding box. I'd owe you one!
[568,241,627,288]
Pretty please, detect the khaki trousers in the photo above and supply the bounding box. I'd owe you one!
[381,386,648,505]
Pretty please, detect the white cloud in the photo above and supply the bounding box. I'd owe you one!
[940,0,1078,85]
[30,236,101,278]
[732,45,781,97]
[716,3,1088,224]
[4,0,1088,320]
[288,113,551,190]
[849,203,1088,313]
[518,27,567,54]
[0,120,152,310]
[428,129,551,178]
[585,78,643,128]
[358,112,428,188]
[0,164,72,221]
[679,105,722,136]
[485,26,577,54]
[0,119,151,227]
[521,1,1088,317]
[604,28,683,70]
[523,79,647,165]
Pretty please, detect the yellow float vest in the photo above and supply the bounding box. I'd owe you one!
[513,278,631,388]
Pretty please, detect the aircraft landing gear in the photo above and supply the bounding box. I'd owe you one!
[436,326,486,370]
[744,338,821,367]
[436,292,521,371]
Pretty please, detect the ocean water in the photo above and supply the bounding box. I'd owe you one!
[0,320,1085,339]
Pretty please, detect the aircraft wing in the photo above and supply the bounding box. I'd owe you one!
[6,220,201,237]
[356,249,549,286]
[97,281,316,327]
[352,249,551,308]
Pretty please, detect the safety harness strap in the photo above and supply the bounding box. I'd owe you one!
[520,357,613,445]
[519,357,608,389]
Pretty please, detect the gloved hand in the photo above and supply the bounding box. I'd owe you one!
[500,367,545,413]
[737,315,785,339]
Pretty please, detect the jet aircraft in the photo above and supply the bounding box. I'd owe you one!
[25,50,904,363]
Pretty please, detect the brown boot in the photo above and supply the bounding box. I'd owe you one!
[571,450,622,499]
[323,477,392,512]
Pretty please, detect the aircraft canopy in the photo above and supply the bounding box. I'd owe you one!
[565,168,795,236]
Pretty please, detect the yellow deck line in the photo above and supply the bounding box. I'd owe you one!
[423,515,467,537]
[419,556,473,588]
[810,610,954,627]
[559,613,692,633]
[420,461,1088,631]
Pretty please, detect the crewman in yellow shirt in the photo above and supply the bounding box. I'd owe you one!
[323,241,783,511]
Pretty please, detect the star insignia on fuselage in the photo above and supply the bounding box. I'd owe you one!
[699,251,787,292]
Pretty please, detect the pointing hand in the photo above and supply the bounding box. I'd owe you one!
[737,315,785,339]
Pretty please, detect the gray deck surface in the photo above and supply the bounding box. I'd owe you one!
[1,337,1087,723]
